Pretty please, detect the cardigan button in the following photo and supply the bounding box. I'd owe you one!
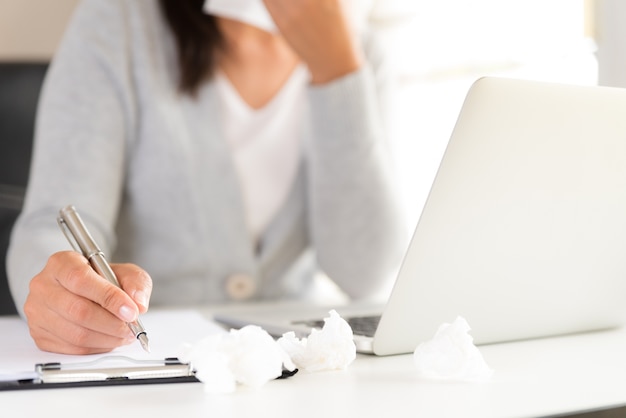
[225,273,257,301]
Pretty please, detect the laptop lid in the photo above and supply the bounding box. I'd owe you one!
[372,76,626,355]
[214,77,626,356]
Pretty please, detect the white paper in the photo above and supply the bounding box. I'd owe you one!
[203,0,277,33]
[0,310,225,382]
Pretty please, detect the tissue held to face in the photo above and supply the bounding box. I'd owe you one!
[204,0,375,33]
[204,0,277,32]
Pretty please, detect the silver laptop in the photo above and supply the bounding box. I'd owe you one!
[214,76,626,355]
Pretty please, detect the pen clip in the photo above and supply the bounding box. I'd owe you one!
[57,215,82,254]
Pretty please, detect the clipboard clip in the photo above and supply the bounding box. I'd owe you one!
[35,356,194,384]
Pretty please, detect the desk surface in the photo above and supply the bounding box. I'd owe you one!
[2,308,626,418]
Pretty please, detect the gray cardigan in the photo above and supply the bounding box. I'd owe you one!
[7,0,407,314]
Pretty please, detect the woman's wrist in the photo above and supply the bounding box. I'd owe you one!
[308,45,364,85]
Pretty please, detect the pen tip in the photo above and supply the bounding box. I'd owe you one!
[138,333,150,353]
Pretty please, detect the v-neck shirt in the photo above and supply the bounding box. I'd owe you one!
[215,65,309,244]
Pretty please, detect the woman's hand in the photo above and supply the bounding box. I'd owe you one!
[23,251,152,355]
[263,0,364,84]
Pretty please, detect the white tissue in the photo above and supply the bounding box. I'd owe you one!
[204,0,375,35]
[413,316,493,382]
[203,0,277,33]
[277,310,356,372]
[179,325,295,394]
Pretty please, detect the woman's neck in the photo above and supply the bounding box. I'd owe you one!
[215,17,301,109]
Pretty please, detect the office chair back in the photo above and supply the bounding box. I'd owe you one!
[0,62,48,315]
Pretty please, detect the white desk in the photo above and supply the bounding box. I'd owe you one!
[2,310,626,418]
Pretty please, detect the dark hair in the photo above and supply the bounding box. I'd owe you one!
[159,0,224,96]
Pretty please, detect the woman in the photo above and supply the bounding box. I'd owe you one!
[7,0,406,354]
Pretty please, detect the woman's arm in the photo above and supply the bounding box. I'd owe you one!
[7,0,151,354]
[265,0,407,299]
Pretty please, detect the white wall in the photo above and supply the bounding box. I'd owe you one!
[594,0,626,87]
[377,1,597,231]
[0,0,79,60]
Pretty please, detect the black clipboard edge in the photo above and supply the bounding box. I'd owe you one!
[0,375,200,391]
[0,368,297,391]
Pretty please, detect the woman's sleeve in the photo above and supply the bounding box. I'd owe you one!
[6,0,136,316]
[306,31,409,300]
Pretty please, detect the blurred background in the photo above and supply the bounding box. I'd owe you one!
[0,0,624,232]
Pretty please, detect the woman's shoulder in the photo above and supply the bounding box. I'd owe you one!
[53,0,172,73]
[73,0,161,16]
[68,0,164,38]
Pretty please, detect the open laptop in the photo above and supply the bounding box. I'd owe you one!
[214,76,626,355]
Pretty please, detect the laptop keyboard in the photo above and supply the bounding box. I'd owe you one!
[293,315,381,338]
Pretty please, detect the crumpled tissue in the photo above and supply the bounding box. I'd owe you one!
[178,325,295,394]
[277,309,356,372]
[413,316,493,382]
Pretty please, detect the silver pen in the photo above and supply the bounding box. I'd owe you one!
[57,205,150,352]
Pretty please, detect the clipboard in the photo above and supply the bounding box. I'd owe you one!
[0,356,199,391]
[0,355,298,391]
[0,310,297,391]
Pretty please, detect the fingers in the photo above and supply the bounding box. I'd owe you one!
[49,252,140,323]
[24,251,152,354]
[27,308,134,355]
[263,0,363,84]
[112,263,153,314]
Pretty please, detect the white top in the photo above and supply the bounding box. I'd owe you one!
[215,65,309,244]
